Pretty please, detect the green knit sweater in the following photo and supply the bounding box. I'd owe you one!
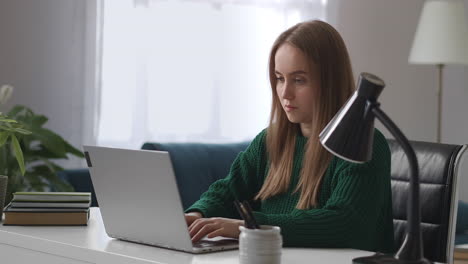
[186,128,394,253]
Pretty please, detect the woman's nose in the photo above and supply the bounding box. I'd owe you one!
[282,82,294,99]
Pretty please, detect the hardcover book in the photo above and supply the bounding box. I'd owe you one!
[10,200,91,208]
[12,192,91,202]
[3,204,90,226]
[455,244,468,260]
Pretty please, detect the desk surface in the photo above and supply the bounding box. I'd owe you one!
[0,207,374,264]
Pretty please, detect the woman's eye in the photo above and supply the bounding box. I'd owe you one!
[276,77,285,82]
[294,78,305,84]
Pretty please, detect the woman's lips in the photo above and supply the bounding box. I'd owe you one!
[285,105,297,111]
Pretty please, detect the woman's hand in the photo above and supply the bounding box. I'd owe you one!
[188,217,244,242]
[185,212,203,226]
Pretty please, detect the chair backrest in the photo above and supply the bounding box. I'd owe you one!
[388,139,467,263]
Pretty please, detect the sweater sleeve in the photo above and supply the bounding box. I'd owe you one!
[252,132,391,249]
[185,130,266,218]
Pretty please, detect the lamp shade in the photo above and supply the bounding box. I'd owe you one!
[409,0,468,65]
[319,73,385,163]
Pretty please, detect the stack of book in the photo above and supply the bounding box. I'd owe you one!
[455,244,468,264]
[3,192,91,226]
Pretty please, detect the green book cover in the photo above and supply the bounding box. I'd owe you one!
[12,192,91,202]
[14,192,91,196]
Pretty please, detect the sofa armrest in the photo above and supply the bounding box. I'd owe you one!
[57,169,98,207]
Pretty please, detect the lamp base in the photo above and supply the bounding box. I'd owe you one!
[352,253,432,264]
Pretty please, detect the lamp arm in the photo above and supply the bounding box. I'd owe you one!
[371,105,423,261]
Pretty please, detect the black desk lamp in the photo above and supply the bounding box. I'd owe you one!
[319,72,431,264]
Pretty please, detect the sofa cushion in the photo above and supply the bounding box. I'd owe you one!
[141,142,250,209]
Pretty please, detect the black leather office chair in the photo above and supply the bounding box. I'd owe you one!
[389,139,467,263]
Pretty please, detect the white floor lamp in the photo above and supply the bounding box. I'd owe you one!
[409,0,468,143]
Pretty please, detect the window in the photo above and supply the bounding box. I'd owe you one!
[98,0,326,148]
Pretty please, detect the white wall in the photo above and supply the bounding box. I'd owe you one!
[329,0,436,141]
[0,0,97,168]
[327,0,468,201]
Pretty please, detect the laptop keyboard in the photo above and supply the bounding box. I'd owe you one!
[193,238,238,248]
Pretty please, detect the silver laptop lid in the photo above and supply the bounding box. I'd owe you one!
[83,145,193,252]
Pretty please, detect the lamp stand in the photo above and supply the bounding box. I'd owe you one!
[436,64,444,143]
[352,104,431,264]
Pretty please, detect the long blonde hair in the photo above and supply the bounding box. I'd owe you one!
[255,20,355,209]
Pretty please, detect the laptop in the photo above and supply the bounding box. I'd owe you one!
[83,145,239,253]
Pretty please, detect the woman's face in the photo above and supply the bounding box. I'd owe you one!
[275,43,320,125]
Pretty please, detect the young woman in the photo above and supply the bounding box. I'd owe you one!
[184,20,394,253]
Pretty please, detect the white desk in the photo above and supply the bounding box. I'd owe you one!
[0,208,374,264]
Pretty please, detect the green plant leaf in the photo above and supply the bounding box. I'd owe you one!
[0,125,16,132]
[25,164,73,192]
[23,173,48,191]
[11,134,26,175]
[36,157,64,173]
[7,105,27,118]
[0,132,9,147]
[13,127,32,135]
[50,179,74,192]
[31,115,48,127]
[29,127,66,156]
[63,140,85,158]
[3,104,85,197]
[0,118,17,123]
[28,148,68,159]
[23,154,65,173]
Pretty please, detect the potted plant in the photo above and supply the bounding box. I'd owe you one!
[0,85,84,205]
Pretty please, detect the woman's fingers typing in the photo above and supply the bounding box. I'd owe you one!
[188,217,244,242]
[184,212,202,226]
[189,218,214,238]
[191,222,220,242]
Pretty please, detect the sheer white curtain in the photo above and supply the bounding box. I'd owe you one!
[98,0,326,148]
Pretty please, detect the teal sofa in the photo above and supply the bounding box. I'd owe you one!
[58,141,468,245]
[58,141,249,209]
